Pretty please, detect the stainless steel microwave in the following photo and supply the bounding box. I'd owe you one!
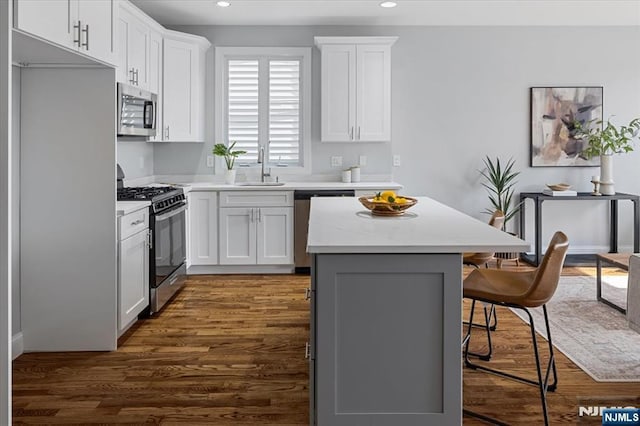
[117,83,157,137]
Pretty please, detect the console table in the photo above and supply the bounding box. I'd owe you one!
[519,192,639,266]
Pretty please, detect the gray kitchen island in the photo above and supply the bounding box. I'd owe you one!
[307,197,529,425]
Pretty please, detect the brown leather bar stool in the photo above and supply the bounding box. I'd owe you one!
[463,231,569,426]
[462,210,505,360]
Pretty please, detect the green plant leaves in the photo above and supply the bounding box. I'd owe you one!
[574,117,640,158]
[212,142,247,170]
[481,156,522,231]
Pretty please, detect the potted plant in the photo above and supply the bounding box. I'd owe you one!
[573,117,640,195]
[213,142,246,184]
[480,156,523,265]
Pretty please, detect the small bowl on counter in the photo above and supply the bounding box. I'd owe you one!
[359,195,418,216]
[546,183,572,191]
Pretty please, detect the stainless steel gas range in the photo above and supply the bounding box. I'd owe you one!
[117,171,187,315]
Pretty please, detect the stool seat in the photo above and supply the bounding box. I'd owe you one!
[464,269,537,306]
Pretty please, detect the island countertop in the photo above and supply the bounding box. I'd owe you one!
[307,196,530,254]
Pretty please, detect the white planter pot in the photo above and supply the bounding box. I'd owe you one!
[600,154,615,195]
[224,169,237,185]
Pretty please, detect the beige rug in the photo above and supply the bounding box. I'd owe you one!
[510,275,640,382]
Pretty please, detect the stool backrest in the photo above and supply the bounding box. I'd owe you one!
[525,231,569,306]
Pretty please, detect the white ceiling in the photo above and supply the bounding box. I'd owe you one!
[129,0,640,26]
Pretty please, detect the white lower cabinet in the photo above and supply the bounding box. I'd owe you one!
[188,191,218,265]
[219,191,294,266]
[118,209,150,334]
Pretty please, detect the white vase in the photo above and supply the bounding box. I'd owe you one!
[224,169,237,185]
[599,154,615,195]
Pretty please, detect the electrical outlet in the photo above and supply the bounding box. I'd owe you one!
[139,156,144,169]
[393,155,401,167]
[206,155,214,168]
[331,156,343,167]
[359,155,367,167]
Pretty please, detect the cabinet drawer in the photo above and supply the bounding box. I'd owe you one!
[219,191,293,208]
[119,208,149,240]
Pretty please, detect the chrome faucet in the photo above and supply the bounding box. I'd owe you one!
[258,146,271,183]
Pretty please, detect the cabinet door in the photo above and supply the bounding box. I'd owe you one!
[14,0,73,49]
[219,208,256,265]
[128,17,149,90]
[77,0,115,65]
[163,38,199,141]
[115,7,131,84]
[188,192,218,266]
[148,30,163,141]
[356,44,391,142]
[118,229,149,332]
[257,207,293,265]
[320,45,356,142]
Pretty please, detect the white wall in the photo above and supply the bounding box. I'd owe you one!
[145,25,640,251]
[117,140,153,180]
[0,0,10,421]
[11,66,19,336]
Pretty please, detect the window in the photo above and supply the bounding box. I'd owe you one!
[216,47,311,172]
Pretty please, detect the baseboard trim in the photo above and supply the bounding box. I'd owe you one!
[188,264,294,275]
[12,332,23,360]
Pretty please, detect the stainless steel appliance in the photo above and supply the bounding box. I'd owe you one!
[117,83,157,137]
[294,189,355,272]
[117,170,187,314]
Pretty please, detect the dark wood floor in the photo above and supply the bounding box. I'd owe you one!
[12,266,640,424]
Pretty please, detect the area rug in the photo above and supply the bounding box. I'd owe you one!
[510,275,640,382]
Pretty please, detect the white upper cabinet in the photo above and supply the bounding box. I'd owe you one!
[75,0,115,65]
[14,0,71,48]
[117,3,149,89]
[315,37,397,142]
[14,0,116,65]
[162,34,209,142]
[148,30,163,141]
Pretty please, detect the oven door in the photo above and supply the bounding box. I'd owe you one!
[151,203,187,288]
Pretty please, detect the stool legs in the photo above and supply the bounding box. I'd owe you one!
[463,300,558,425]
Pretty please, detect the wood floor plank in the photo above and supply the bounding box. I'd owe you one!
[12,268,640,425]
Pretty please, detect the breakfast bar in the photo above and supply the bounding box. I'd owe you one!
[307,196,529,425]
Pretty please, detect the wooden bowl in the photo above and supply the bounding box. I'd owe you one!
[358,196,418,216]
[546,183,572,191]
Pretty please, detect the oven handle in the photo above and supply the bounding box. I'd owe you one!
[155,203,187,222]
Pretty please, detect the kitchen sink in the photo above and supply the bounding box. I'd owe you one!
[236,182,285,186]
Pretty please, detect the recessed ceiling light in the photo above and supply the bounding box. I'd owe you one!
[379,1,397,8]
[217,1,231,7]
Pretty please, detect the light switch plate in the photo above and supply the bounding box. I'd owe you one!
[206,155,214,168]
[359,155,367,166]
[393,155,401,167]
[331,156,343,167]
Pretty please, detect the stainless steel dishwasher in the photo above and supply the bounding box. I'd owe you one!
[294,189,355,272]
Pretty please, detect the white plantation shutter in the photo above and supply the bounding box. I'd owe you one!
[269,60,300,164]
[227,60,260,162]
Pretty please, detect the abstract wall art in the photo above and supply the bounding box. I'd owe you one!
[530,87,603,167]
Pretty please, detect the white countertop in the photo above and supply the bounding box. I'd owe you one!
[172,181,403,192]
[116,200,150,216]
[307,197,530,254]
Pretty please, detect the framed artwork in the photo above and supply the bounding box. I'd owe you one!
[530,86,603,167]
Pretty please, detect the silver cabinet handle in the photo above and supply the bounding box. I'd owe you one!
[129,68,135,84]
[305,342,310,359]
[165,125,170,139]
[304,288,311,300]
[73,21,82,47]
[357,126,361,140]
[257,208,262,222]
[350,126,354,140]
[147,229,153,249]
[134,69,139,86]
[130,219,144,226]
[250,208,254,223]
[82,24,89,50]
